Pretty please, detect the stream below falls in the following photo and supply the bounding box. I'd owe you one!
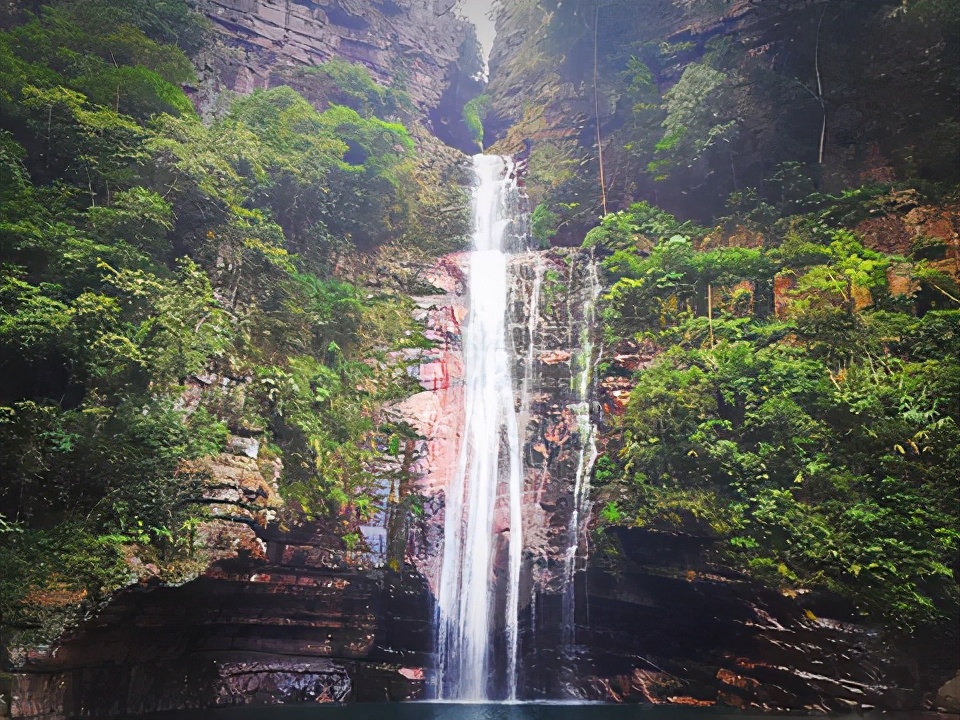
[136,703,948,720]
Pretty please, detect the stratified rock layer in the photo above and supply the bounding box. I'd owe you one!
[191,0,483,148]
[575,528,955,712]
[9,537,431,718]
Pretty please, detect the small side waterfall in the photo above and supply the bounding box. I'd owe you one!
[518,253,545,435]
[561,258,601,650]
[436,155,525,700]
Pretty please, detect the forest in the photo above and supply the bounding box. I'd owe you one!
[0,0,958,711]
[0,0,467,641]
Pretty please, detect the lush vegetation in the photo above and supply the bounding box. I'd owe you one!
[462,93,490,148]
[487,0,959,241]
[1,0,957,659]
[591,180,960,633]
[0,1,464,636]
[483,0,959,639]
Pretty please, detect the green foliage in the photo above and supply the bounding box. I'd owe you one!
[221,88,416,252]
[52,0,210,56]
[648,62,737,180]
[531,203,559,247]
[494,0,960,231]
[596,183,960,633]
[600,501,624,524]
[87,186,174,258]
[298,57,409,118]
[1,7,197,131]
[462,93,490,147]
[0,2,447,628]
[584,201,705,253]
[607,328,959,629]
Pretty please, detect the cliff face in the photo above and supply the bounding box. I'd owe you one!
[578,527,952,711]
[7,236,955,716]
[393,246,603,596]
[4,417,429,718]
[191,0,484,149]
[10,550,431,717]
[484,0,959,232]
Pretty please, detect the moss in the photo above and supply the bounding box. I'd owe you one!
[462,93,490,148]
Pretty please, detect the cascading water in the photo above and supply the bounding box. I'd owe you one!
[518,253,544,436]
[560,257,601,651]
[436,155,525,701]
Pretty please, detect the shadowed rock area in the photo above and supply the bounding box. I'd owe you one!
[9,532,432,717]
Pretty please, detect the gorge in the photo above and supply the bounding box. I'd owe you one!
[436,154,526,702]
[1,0,959,717]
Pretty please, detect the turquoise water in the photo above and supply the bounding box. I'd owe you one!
[137,702,833,720]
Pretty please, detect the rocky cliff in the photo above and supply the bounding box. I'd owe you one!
[7,237,956,717]
[484,0,959,232]
[6,383,434,718]
[190,0,484,150]
[9,547,432,717]
[577,527,956,711]
[3,1,957,714]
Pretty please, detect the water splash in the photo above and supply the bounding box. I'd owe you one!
[437,155,525,700]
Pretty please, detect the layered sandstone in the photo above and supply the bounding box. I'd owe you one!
[190,0,483,148]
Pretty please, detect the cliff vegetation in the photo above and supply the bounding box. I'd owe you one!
[0,0,466,646]
[482,0,959,644]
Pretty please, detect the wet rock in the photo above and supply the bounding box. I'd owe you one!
[10,655,352,717]
[8,534,433,718]
[572,526,951,712]
[938,671,960,713]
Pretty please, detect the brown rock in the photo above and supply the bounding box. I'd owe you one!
[540,350,571,364]
[857,214,914,256]
[887,262,919,298]
[717,667,761,691]
[773,272,797,318]
[937,671,960,713]
[668,696,716,706]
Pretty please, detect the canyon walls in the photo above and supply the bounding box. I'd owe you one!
[190,0,484,149]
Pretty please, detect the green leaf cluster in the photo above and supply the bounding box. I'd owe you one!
[462,93,490,148]
[0,2,446,629]
[596,193,960,633]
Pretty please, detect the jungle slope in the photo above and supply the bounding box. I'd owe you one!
[480,0,959,707]
[0,0,476,700]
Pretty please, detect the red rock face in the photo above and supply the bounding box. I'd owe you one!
[388,253,469,593]
[389,247,605,609]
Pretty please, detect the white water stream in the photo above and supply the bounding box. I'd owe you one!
[561,257,602,650]
[437,155,525,700]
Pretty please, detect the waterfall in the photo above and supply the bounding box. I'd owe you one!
[518,253,544,436]
[560,257,601,651]
[436,155,525,701]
